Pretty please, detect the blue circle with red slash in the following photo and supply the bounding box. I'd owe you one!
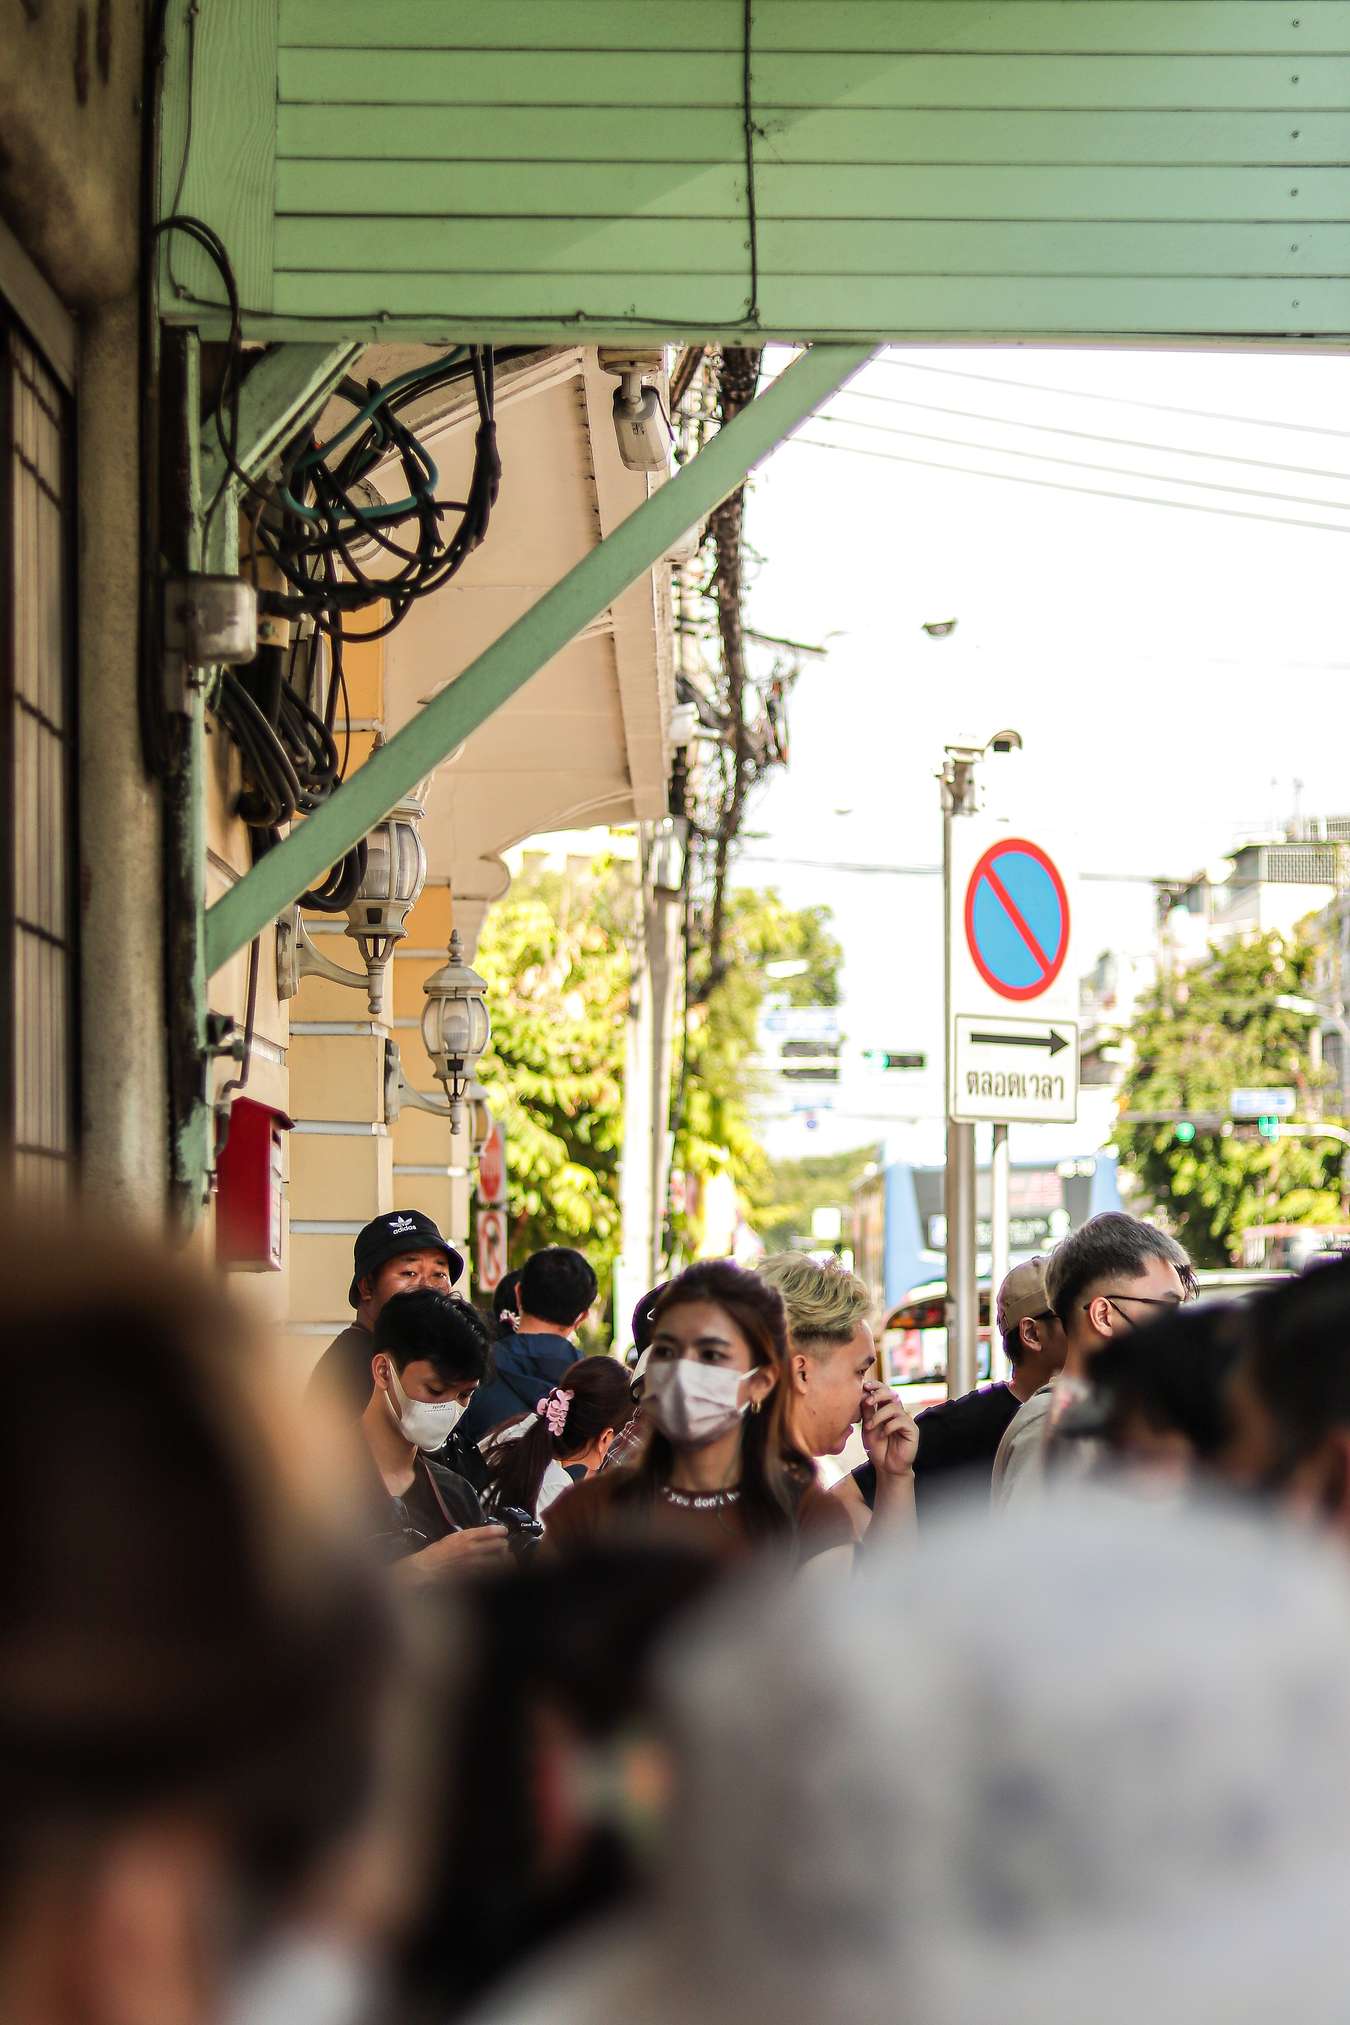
[964,839,1070,1001]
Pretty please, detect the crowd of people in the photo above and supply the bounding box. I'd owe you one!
[14,1195,1350,2025]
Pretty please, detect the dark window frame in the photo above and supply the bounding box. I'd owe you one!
[1,301,80,1192]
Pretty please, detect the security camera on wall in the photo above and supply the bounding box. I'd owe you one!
[600,348,673,472]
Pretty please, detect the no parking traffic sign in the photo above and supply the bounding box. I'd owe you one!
[965,838,1070,1001]
[949,823,1079,1125]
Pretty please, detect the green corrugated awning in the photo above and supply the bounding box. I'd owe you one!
[160,0,1350,347]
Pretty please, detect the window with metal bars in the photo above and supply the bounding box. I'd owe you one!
[0,310,78,1197]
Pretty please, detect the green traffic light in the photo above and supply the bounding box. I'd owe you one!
[1258,1115,1280,1141]
[1174,1120,1197,1145]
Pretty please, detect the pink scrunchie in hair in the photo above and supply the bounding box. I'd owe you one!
[535,1387,569,1438]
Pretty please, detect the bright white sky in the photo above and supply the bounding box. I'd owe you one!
[738,343,1350,1162]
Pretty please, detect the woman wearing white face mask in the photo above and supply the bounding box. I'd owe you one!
[361,1289,512,1580]
[545,1261,854,1569]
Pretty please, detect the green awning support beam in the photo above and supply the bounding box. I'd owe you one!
[201,340,362,503]
[205,340,874,975]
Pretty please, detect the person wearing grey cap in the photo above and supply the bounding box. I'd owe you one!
[306,1208,466,1420]
[846,1255,1063,1525]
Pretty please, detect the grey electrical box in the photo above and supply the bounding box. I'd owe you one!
[164,575,258,666]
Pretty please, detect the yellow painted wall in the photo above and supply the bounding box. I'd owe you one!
[208,604,397,1349]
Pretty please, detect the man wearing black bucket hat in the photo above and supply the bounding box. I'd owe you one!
[307,1208,466,1419]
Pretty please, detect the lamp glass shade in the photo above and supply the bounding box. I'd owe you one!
[419,929,492,1099]
[423,989,490,1066]
[347,796,428,946]
[363,814,426,909]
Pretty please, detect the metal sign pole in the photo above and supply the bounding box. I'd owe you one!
[989,1121,1010,1380]
[942,750,979,1399]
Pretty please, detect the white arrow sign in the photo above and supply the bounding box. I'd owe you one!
[952,1014,1080,1124]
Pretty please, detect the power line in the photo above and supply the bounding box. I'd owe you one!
[785,434,1350,538]
[833,382,1350,485]
[741,853,940,875]
[738,853,1180,885]
[813,408,1350,517]
[876,354,1350,443]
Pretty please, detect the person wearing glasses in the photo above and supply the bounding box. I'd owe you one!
[992,1213,1195,1509]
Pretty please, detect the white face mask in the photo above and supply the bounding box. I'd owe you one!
[644,1358,753,1447]
[228,1932,379,2025]
[382,1362,466,1452]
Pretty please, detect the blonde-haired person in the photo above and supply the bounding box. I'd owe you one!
[757,1252,917,1539]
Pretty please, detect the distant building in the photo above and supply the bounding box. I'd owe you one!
[1075,823,1348,1112]
[1160,822,1348,970]
[1079,947,1158,1093]
[1309,886,1350,1109]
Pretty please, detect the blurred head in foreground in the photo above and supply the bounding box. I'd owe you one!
[0,1210,393,2025]
[1219,1257,1350,1534]
[397,1545,720,2020]
[1059,1298,1245,1492]
[488,1494,1350,2025]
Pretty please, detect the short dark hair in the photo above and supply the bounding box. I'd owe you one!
[1046,1213,1194,1327]
[519,1247,598,1326]
[374,1290,491,1384]
[1244,1259,1350,1459]
[632,1283,668,1354]
[1001,1326,1025,1368]
[1087,1302,1245,1461]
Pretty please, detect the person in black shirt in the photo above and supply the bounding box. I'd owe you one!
[361,1289,510,1581]
[307,1208,466,1420]
[459,1246,599,1447]
[846,1257,1066,1522]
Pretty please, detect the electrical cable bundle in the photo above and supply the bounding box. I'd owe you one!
[152,218,504,901]
[260,345,501,641]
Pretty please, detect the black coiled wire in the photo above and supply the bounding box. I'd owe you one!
[154,214,503,902]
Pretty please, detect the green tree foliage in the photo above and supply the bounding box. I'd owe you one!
[475,855,843,1293]
[1113,930,1340,1266]
[474,855,630,1287]
[749,1142,882,1254]
[677,890,844,1226]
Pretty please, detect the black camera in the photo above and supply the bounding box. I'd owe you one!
[496,1504,545,1562]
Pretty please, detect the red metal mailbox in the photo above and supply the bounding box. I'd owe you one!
[216,1096,292,1271]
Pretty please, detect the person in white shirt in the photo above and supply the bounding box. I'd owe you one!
[993,1212,1194,1509]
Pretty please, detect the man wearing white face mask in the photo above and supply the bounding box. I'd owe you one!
[361,1290,511,1580]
